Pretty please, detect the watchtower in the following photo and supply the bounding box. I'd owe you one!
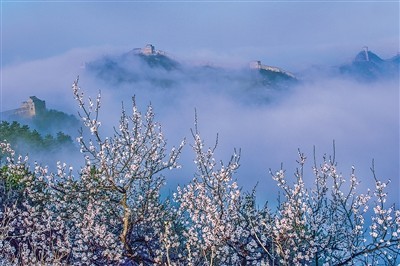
[142,44,155,55]
[363,46,369,61]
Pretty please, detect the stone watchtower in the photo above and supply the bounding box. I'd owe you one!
[0,96,46,120]
[249,61,262,69]
[18,96,46,118]
[142,44,155,55]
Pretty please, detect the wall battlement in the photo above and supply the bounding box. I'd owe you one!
[249,60,296,79]
[132,44,166,56]
[1,96,46,119]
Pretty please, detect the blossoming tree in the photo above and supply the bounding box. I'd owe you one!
[0,79,399,265]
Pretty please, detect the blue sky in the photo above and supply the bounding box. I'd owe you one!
[2,1,399,69]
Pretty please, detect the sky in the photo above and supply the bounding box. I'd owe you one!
[0,1,399,204]
[1,1,399,69]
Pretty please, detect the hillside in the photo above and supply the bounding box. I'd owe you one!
[339,47,399,81]
[2,96,80,138]
[85,44,298,102]
[0,121,75,158]
[0,96,81,162]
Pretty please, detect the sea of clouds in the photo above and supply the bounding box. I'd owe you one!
[2,47,398,204]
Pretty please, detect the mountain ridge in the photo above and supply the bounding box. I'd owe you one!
[339,47,399,81]
[1,96,80,138]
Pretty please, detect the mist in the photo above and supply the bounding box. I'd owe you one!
[1,47,398,205]
[157,76,399,204]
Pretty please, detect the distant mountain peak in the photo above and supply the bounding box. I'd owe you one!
[2,96,46,119]
[339,47,398,81]
[354,46,383,63]
[249,60,296,79]
[1,96,80,137]
[130,44,167,56]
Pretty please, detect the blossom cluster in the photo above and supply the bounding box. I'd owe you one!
[0,80,398,265]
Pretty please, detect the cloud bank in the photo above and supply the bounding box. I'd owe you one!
[2,47,398,204]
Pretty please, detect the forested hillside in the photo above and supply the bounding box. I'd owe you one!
[0,121,76,159]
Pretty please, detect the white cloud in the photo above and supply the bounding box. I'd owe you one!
[2,47,398,205]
